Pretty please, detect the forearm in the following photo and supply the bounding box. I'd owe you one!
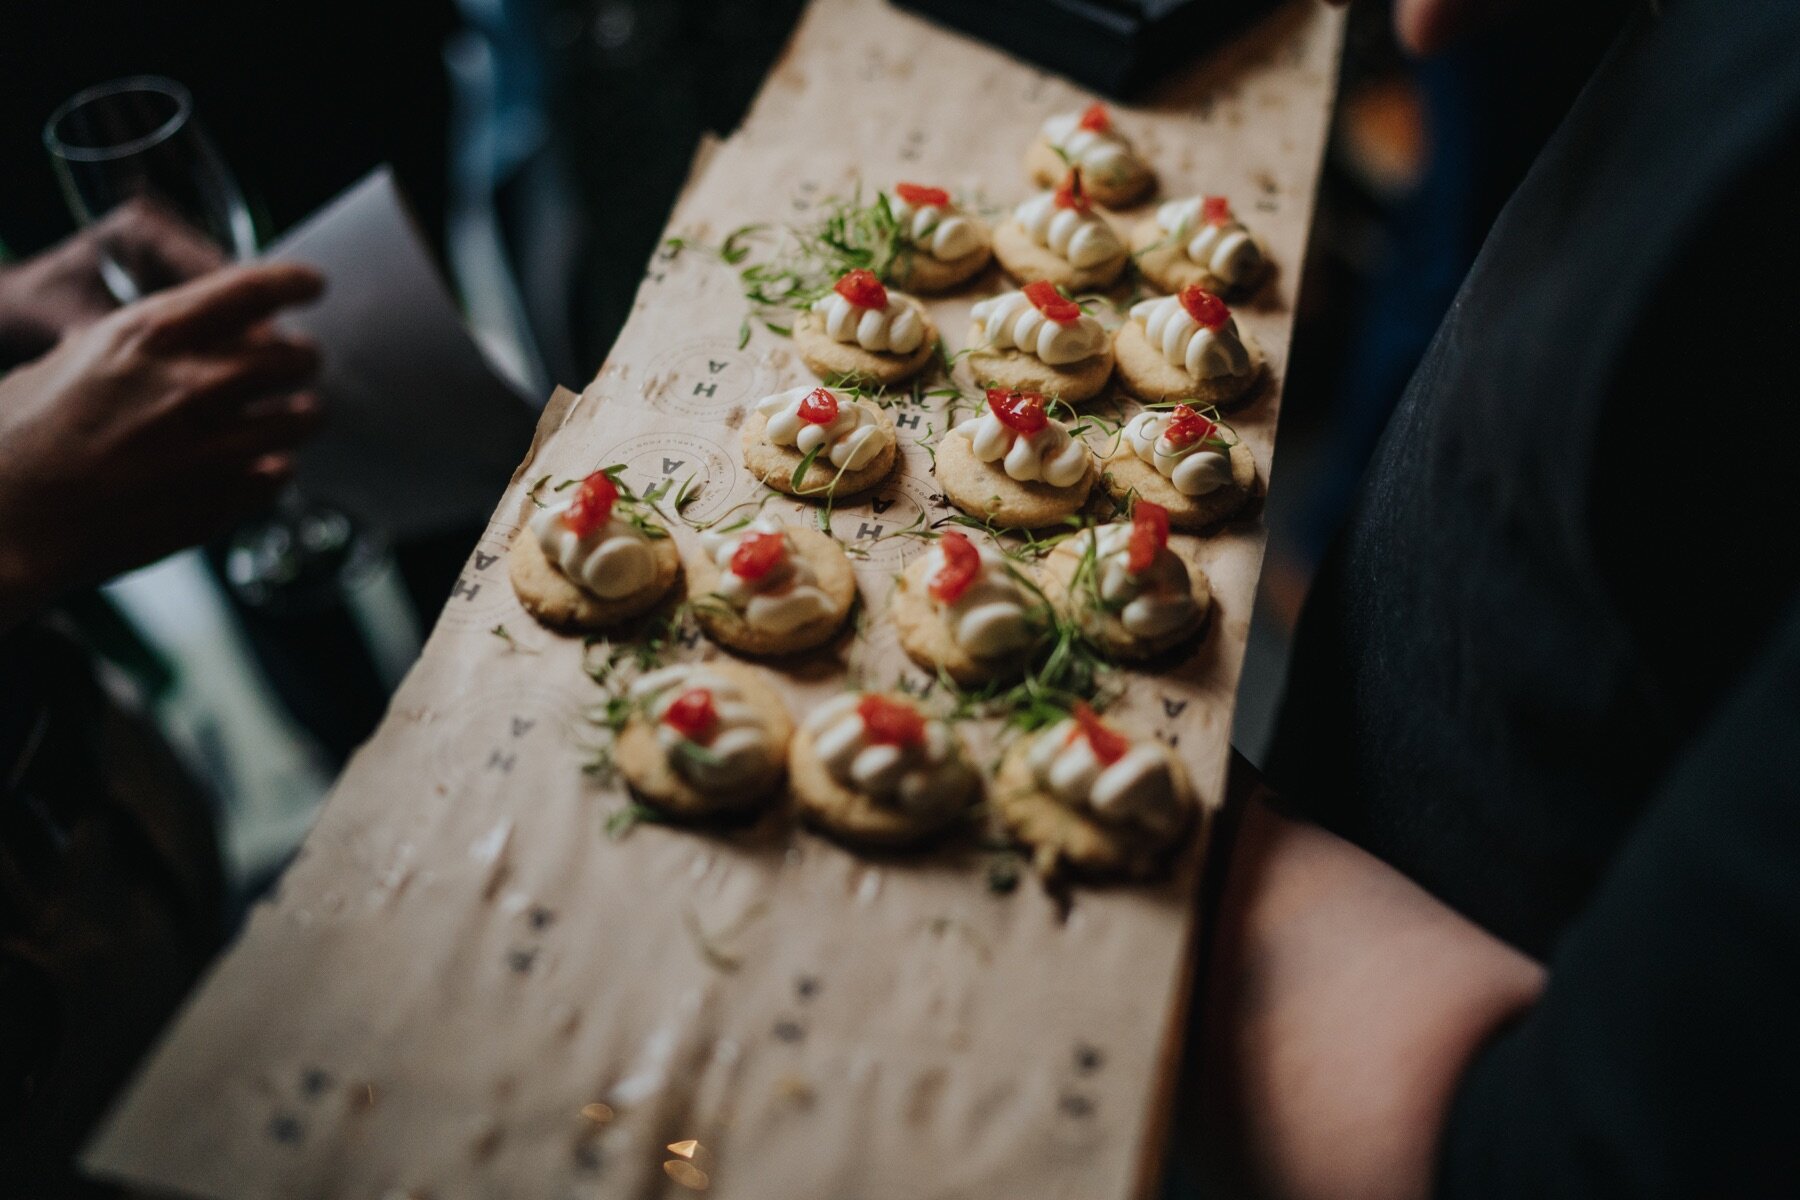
[1191,798,1544,1200]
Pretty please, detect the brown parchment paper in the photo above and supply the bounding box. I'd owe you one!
[85,3,1342,1197]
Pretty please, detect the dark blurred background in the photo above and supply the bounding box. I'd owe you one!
[0,0,1628,886]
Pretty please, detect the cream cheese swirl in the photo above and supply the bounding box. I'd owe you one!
[923,541,1036,659]
[1013,193,1125,270]
[971,290,1106,365]
[1026,718,1188,833]
[1129,295,1251,379]
[810,291,926,354]
[755,386,893,471]
[1086,523,1199,638]
[699,519,835,634]
[1122,411,1233,496]
[1155,198,1264,286]
[951,410,1090,488]
[1042,111,1147,190]
[803,694,977,813]
[530,497,658,599]
[630,665,781,793]
[891,195,983,262]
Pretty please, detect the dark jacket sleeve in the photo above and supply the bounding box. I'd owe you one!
[1438,598,1800,1197]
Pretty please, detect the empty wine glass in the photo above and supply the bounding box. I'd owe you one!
[45,75,254,303]
[44,75,382,618]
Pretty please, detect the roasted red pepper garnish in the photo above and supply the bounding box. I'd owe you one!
[895,182,950,208]
[663,688,719,742]
[1053,168,1091,213]
[560,470,619,537]
[730,531,787,580]
[1077,102,1112,134]
[929,530,981,605]
[797,387,839,425]
[1202,195,1233,226]
[1162,404,1217,450]
[1023,279,1083,325]
[1069,701,1130,766]
[1127,501,1171,574]
[1178,285,1230,331]
[857,693,927,749]
[986,387,1049,435]
[834,268,889,310]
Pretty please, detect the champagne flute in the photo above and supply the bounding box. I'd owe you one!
[44,75,254,302]
[43,75,379,617]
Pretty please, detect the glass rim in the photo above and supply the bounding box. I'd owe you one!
[44,75,194,163]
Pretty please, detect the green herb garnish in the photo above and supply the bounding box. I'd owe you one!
[489,624,539,654]
[789,443,824,492]
[606,801,667,840]
[986,853,1024,895]
[664,188,925,335]
[924,551,1121,732]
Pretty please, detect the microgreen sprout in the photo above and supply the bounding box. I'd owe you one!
[489,623,540,654]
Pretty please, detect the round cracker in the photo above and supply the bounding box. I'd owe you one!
[889,237,992,294]
[992,736,1192,880]
[508,526,682,633]
[789,704,978,847]
[1112,318,1266,409]
[1128,216,1269,298]
[933,427,1095,531]
[992,218,1127,292]
[891,551,1040,686]
[741,402,900,501]
[793,304,938,387]
[1100,437,1258,531]
[1024,136,1154,209]
[686,524,857,657]
[616,660,793,818]
[965,323,1115,405]
[1039,534,1211,661]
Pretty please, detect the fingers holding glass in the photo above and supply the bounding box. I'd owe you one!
[134,261,324,353]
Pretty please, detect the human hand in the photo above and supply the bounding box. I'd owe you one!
[0,197,227,366]
[0,262,325,632]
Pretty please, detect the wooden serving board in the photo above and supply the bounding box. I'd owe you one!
[86,3,1342,1197]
